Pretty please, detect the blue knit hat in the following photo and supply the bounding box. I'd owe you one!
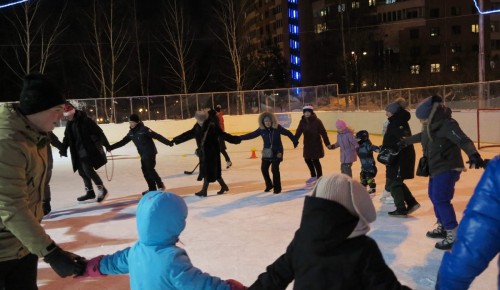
[385,98,407,115]
[415,95,443,119]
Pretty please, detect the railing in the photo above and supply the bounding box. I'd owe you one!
[39,81,500,124]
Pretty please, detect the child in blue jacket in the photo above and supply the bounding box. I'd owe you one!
[78,191,245,290]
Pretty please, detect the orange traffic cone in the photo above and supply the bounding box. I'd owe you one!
[249,148,257,159]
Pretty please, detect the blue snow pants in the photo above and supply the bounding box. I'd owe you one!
[428,170,461,230]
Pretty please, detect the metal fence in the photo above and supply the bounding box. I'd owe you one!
[65,81,500,124]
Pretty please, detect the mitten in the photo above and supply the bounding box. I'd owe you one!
[79,255,106,278]
[467,153,485,169]
[44,244,86,277]
[59,149,67,157]
[226,279,247,290]
[42,199,52,215]
[293,141,299,148]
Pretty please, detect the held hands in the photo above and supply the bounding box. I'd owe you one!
[226,279,247,290]
[77,255,106,278]
[59,149,67,157]
[327,144,336,150]
[293,141,299,148]
[467,153,486,169]
[44,245,86,277]
[396,139,408,150]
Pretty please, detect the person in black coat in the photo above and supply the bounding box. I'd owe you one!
[239,111,298,194]
[382,98,420,217]
[60,102,111,202]
[248,173,411,290]
[172,109,240,197]
[109,114,173,195]
[42,131,64,215]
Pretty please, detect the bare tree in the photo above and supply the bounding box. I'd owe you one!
[81,0,131,123]
[213,0,249,114]
[131,0,150,96]
[1,0,67,78]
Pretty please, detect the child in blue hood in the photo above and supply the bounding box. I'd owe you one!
[78,191,245,290]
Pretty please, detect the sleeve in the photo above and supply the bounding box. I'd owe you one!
[360,238,410,290]
[172,128,195,145]
[318,120,331,146]
[294,121,303,141]
[0,141,54,257]
[349,133,359,149]
[403,132,421,145]
[99,247,131,275]
[48,132,64,151]
[221,131,241,144]
[444,120,478,158]
[87,118,110,148]
[278,125,298,144]
[110,135,131,150]
[169,249,230,290]
[60,126,70,152]
[147,129,171,146]
[437,156,500,290]
[248,241,295,290]
[239,129,261,141]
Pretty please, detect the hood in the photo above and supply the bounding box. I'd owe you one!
[258,111,278,129]
[296,196,359,254]
[137,191,188,246]
[388,108,411,123]
[0,104,48,148]
[130,121,144,131]
[425,104,452,141]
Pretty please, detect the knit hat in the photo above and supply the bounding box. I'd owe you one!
[63,102,75,117]
[385,97,408,115]
[19,73,65,115]
[336,119,347,130]
[194,110,207,121]
[415,95,443,119]
[303,105,314,114]
[129,114,140,123]
[311,174,376,238]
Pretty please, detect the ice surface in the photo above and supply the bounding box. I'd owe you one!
[38,134,499,289]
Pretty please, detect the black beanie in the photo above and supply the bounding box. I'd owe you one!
[129,114,140,123]
[19,73,65,115]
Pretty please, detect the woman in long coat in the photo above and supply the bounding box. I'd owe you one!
[172,109,240,197]
[382,98,419,217]
[295,105,330,186]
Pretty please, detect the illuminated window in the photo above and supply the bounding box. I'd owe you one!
[471,24,479,33]
[290,55,300,65]
[338,4,345,12]
[386,0,395,3]
[315,23,327,33]
[352,1,360,9]
[431,63,441,73]
[289,24,299,34]
[288,0,297,3]
[290,40,299,49]
[369,0,376,6]
[320,9,327,17]
[410,65,420,75]
[288,8,298,19]
[430,27,440,37]
[451,64,459,72]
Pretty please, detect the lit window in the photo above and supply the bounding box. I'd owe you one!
[320,9,327,17]
[315,23,327,33]
[288,8,298,19]
[410,65,420,75]
[290,55,300,65]
[289,24,299,34]
[290,40,299,50]
[352,1,360,9]
[386,0,395,3]
[451,64,459,72]
[338,3,345,12]
[431,63,441,73]
[471,24,479,33]
[430,27,440,37]
[369,0,376,6]
[288,0,297,3]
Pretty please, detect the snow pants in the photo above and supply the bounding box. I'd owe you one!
[429,170,461,230]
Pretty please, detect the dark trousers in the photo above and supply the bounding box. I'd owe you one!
[387,177,418,211]
[360,170,376,189]
[304,158,322,178]
[341,163,353,177]
[141,155,164,191]
[429,170,461,230]
[261,159,282,191]
[0,254,38,290]
[219,137,231,162]
[77,158,103,190]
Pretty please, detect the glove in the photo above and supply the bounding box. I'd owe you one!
[167,140,174,147]
[78,255,106,278]
[372,145,381,153]
[59,149,67,157]
[44,245,86,277]
[467,153,485,169]
[105,145,111,152]
[396,139,407,149]
[226,279,247,290]
[42,199,52,216]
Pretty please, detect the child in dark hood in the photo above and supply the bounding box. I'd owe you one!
[77,191,246,290]
[109,114,173,195]
[248,174,411,290]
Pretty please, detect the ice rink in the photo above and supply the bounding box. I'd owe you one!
[37,133,499,289]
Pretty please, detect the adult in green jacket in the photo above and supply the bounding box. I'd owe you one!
[0,74,85,290]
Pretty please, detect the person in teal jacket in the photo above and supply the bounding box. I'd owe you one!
[78,191,245,290]
[436,155,499,290]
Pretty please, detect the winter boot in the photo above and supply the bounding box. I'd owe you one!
[388,208,408,218]
[96,185,108,202]
[77,188,96,202]
[407,202,421,215]
[195,181,209,197]
[435,228,457,250]
[217,179,229,195]
[426,223,447,239]
[305,177,317,188]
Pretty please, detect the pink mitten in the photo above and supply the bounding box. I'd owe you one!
[226,279,247,290]
[80,255,106,278]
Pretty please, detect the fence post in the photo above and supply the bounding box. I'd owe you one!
[164,95,167,119]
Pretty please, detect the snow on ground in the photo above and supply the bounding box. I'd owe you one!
[38,134,499,289]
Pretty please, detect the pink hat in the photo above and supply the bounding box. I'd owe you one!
[336,119,347,130]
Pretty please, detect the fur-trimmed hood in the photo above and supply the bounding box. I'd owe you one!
[258,111,278,129]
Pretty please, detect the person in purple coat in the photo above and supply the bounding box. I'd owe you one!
[294,105,331,187]
[328,119,358,177]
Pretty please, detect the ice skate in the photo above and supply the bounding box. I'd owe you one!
[368,188,376,198]
[77,188,96,202]
[435,228,456,250]
[426,223,447,239]
[96,185,108,202]
[305,177,317,188]
[379,189,391,201]
[407,202,421,214]
[388,209,407,218]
